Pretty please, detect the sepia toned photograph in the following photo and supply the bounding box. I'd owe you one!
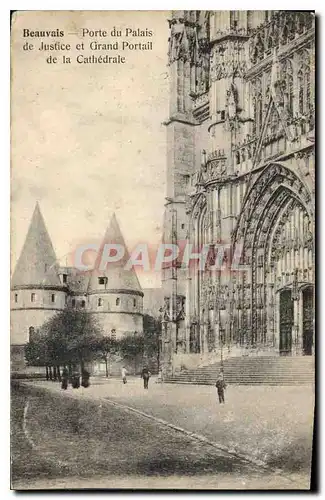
[10,10,315,490]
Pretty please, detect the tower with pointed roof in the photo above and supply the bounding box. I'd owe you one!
[11,206,144,370]
[87,213,144,339]
[11,203,67,368]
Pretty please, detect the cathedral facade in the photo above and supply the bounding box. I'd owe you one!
[161,11,315,376]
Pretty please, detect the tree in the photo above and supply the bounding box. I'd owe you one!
[94,336,118,378]
[25,332,49,367]
[118,333,144,374]
[38,308,103,372]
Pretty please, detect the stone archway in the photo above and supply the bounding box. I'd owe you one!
[232,162,314,350]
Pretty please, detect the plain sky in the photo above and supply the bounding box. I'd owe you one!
[11,11,170,287]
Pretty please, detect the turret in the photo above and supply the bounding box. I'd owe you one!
[87,214,143,338]
[11,203,67,367]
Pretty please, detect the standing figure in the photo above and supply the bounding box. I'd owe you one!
[61,367,68,390]
[121,366,127,384]
[141,367,151,389]
[71,370,80,389]
[215,372,226,404]
[81,368,90,388]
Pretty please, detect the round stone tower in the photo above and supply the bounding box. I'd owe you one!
[11,203,67,369]
[87,213,143,338]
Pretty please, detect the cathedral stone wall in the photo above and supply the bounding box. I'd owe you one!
[162,11,315,377]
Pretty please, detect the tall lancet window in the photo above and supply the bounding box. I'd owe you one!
[298,52,311,116]
[285,60,294,117]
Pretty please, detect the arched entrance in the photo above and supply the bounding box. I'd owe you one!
[232,162,314,352]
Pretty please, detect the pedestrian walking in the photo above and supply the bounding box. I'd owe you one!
[141,366,151,389]
[81,368,90,388]
[216,372,226,404]
[121,366,128,384]
[61,367,69,390]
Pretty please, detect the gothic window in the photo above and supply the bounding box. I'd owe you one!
[254,93,263,134]
[133,298,137,307]
[98,298,103,307]
[298,69,304,114]
[51,293,55,303]
[31,293,35,303]
[281,24,289,45]
[230,11,239,30]
[297,53,311,116]
[267,35,273,54]
[116,297,120,306]
[270,107,279,135]
[256,36,264,61]
[296,13,305,35]
[284,60,294,117]
[252,98,257,135]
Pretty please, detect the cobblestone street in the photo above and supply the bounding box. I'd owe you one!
[11,378,314,489]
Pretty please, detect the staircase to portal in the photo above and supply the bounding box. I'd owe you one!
[164,356,315,386]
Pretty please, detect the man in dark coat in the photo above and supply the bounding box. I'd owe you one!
[141,367,151,389]
[71,370,80,389]
[61,367,68,390]
[215,372,226,404]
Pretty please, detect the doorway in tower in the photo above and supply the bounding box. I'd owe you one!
[279,290,293,356]
[302,286,314,355]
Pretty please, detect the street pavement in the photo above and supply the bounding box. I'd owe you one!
[11,377,314,490]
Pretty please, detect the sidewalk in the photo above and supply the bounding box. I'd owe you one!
[27,377,314,474]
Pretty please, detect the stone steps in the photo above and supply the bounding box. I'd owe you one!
[164,356,314,386]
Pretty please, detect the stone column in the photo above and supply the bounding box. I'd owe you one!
[203,314,209,354]
[161,320,173,379]
[274,292,280,351]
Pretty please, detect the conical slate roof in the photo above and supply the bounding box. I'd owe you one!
[11,203,62,288]
[88,213,142,293]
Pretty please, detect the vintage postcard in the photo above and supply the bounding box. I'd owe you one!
[11,10,315,490]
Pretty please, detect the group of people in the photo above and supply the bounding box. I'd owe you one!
[121,366,151,389]
[60,367,90,390]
